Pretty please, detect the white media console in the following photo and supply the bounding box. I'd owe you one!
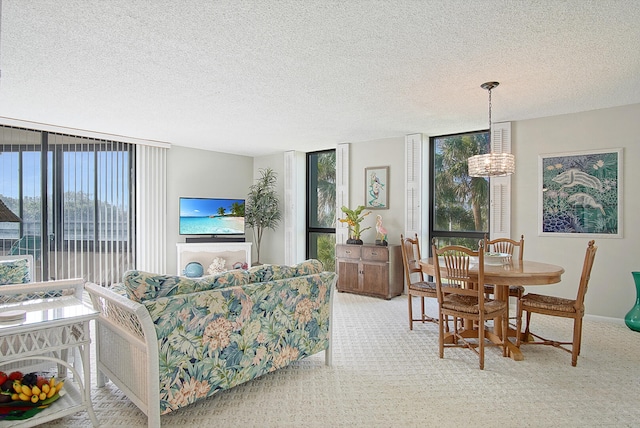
[176,242,252,276]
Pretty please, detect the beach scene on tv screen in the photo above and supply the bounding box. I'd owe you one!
[180,198,245,235]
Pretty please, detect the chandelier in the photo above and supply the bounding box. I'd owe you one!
[467,82,515,177]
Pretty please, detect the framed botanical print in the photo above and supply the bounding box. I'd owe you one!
[364,166,389,209]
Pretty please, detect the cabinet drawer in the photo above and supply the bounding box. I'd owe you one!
[362,246,388,262]
[336,245,362,260]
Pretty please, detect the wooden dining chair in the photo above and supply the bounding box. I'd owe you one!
[516,240,598,366]
[483,234,525,324]
[431,240,508,370]
[400,234,437,330]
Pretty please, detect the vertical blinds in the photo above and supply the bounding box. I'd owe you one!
[0,125,136,284]
[135,144,167,274]
[0,127,41,270]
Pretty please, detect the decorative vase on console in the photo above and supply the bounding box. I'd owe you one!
[624,271,640,332]
[339,205,371,245]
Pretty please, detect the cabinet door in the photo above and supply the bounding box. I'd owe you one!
[361,262,389,297]
[336,259,361,292]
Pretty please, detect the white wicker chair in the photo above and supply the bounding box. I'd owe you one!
[85,282,162,427]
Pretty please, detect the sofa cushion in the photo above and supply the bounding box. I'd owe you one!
[0,258,31,285]
[248,259,324,283]
[248,264,296,283]
[123,269,249,302]
[292,259,324,276]
[108,282,128,297]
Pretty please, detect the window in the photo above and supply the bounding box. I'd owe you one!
[429,130,490,249]
[0,126,135,284]
[306,150,336,270]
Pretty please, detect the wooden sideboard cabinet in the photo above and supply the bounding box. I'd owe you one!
[335,244,403,300]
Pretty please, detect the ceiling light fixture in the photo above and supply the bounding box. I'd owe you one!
[467,81,515,177]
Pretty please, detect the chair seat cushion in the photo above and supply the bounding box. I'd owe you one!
[521,293,577,313]
[443,294,507,316]
[409,281,436,292]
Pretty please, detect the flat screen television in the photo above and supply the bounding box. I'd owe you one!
[179,197,245,237]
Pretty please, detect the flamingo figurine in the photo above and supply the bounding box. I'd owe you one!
[375,215,388,245]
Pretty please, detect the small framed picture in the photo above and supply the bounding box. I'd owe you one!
[364,166,389,209]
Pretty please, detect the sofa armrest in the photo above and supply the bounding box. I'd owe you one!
[85,282,152,342]
[84,282,162,427]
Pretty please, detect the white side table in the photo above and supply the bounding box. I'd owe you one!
[0,296,99,427]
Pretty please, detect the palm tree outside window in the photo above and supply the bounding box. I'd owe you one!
[306,150,336,271]
[430,131,490,250]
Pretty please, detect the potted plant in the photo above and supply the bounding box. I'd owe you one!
[245,168,281,265]
[339,205,371,244]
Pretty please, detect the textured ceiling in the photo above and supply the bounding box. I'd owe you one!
[1,1,639,156]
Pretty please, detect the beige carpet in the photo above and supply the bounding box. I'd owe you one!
[49,291,640,427]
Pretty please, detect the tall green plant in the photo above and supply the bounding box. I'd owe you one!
[245,168,281,265]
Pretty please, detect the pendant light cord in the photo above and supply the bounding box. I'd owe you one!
[488,87,492,132]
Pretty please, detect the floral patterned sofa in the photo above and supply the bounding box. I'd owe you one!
[85,259,336,427]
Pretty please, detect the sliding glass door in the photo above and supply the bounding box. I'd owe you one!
[0,126,135,284]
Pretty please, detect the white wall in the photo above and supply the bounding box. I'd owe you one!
[346,137,406,245]
[165,145,253,274]
[513,103,640,319]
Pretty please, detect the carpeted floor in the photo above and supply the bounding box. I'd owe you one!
[49,291,640,427]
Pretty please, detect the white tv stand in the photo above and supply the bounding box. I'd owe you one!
[176,242,252,276]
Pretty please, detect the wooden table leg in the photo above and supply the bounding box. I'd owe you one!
[492,284,524,361]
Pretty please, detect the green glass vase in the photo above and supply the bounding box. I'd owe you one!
[624,272,640,332]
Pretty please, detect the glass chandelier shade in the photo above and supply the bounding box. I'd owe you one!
[468,152,515,177]
[468,81,515,178]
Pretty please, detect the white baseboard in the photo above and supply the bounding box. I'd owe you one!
[584,314,626,325]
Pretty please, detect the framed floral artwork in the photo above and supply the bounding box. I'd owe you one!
[538,148,622,237]
[364,166,389,209]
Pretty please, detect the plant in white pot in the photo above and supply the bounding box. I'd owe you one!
[245,168,281,265]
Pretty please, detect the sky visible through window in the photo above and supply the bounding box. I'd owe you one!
[0,147,130,241]
[0,150,128,205]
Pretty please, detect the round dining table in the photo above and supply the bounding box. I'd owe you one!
[419,257,565,361]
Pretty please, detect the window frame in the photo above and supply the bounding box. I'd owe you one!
[305,149,336,268]
[428,129,490,252]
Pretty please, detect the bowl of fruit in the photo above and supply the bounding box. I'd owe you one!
[0,371,64,420]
